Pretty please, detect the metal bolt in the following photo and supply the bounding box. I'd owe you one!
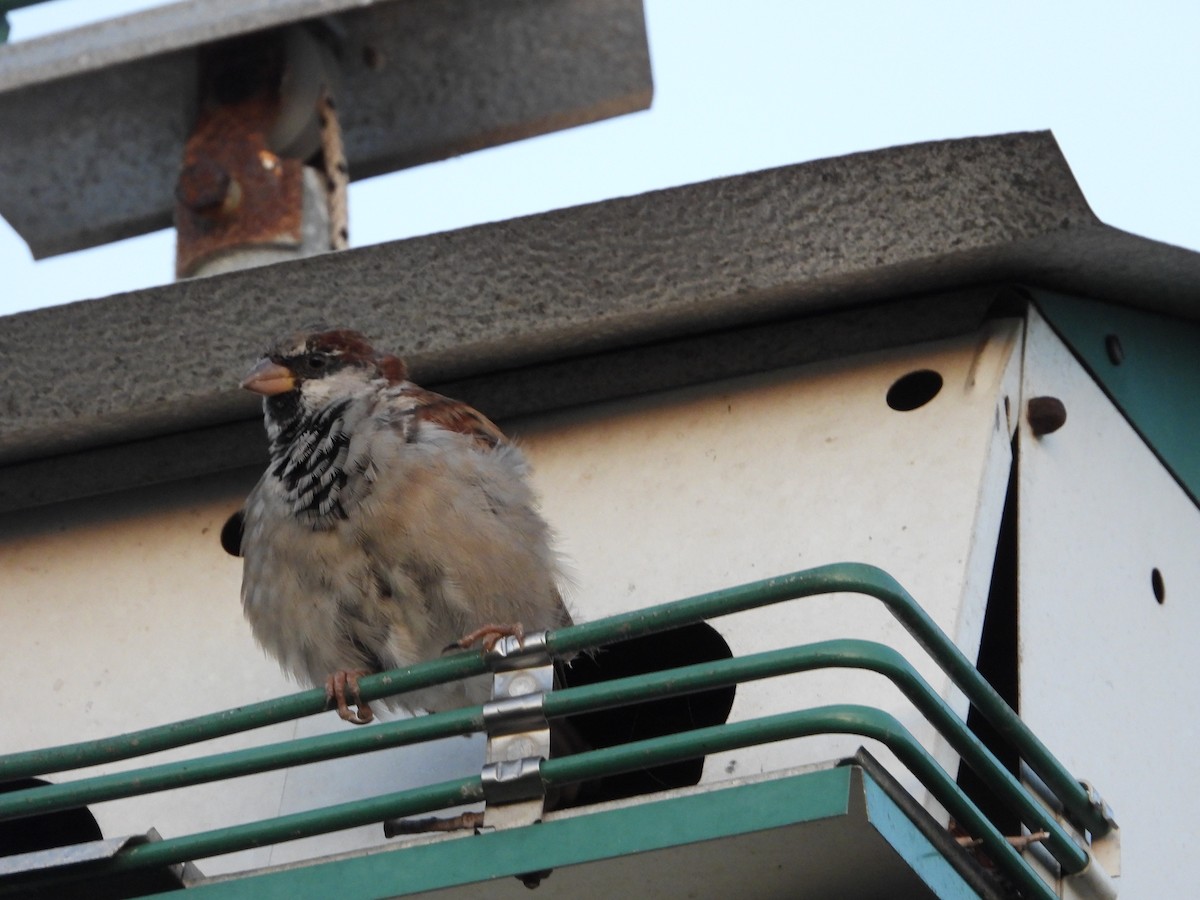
[1027,396,1067,436]
[1105,334,1124,366]
[506,673,538,697]
[362,45,386,71]
[176,160,240,216]
[520,870,553,889]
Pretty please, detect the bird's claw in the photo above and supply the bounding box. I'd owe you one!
[454,622,525,654]
[325,670,374,725]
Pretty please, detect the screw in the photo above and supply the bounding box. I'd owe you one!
[362,45,386,71]
[1027,396,1067,436]
[520,870,553,889]
[1105,334,1124,366]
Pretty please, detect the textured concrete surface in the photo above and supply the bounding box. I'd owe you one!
[0,1,403,91]
[0,0,652,257]
[0,288,1002,512]
[3,131,1200,509]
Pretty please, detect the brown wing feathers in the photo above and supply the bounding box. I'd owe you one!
[406,388,507,450]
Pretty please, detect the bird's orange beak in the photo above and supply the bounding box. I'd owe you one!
[241,358,296,396]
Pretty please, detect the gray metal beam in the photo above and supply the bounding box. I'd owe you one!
[0,0,652,257]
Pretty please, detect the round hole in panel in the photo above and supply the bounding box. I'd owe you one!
[1151,568,1166,605]
[886,369,944,412]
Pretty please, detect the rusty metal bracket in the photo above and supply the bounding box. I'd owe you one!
[174,25,341,277]
[318,88,349,251]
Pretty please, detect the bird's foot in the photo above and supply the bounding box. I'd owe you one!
[453,622,525,654]
[325,669,375,725]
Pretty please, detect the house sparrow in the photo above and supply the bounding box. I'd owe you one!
[232,328,572,724]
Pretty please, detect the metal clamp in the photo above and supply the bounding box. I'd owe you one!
[479,632,554,830]
[484,630,552,672]
[481,757,545,807]
[1080,780,1118,833]
[484,692,548,737]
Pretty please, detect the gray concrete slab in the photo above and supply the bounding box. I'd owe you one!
[0,0,651,257]
[3,131,1200,511]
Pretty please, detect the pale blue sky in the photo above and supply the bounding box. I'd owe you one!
[2,0,1199,316]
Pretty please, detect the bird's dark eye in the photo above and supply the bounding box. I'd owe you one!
[289,350,337,378]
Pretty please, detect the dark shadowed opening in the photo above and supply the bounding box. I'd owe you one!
[554,621,736,808]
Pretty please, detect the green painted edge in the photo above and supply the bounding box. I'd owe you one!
[140,766,974,900]
[1033,289,1200,509]
[859,771,981,899]
[170,767,850,898]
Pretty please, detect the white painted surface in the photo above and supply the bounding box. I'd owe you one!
[522,320,1022,809]
[0,472,291,873]
[1018,309,1200,898]
[0,321,1022,874]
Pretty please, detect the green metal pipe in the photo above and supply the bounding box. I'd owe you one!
[548,562,1108,837]
[542,706,1057,900]
[0,652,486,782]
[0,637,1085,875]
[0,776,484,899]
[121,775,483,872]
[16,705,1053,900]
[0,562,1103,840]
[0,708,483,824]
[543,639,1087,874]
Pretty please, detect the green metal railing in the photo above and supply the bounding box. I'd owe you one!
[0,563,1104,899]
[6,707,1058,900]
[0,640,1086,877]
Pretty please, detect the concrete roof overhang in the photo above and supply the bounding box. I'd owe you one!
[3,131,1198,510]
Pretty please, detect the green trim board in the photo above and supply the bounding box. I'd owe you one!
[150,765,985,900]
[1034,289,1200,508]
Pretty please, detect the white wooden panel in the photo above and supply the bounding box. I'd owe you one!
[0,474,492,873]
[522,320,1023,805]
[0,320,1021,874]
[0,472,287,873]
[1018,308,1200,898]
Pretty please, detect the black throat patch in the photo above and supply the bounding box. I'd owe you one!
[268,398,354,522]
